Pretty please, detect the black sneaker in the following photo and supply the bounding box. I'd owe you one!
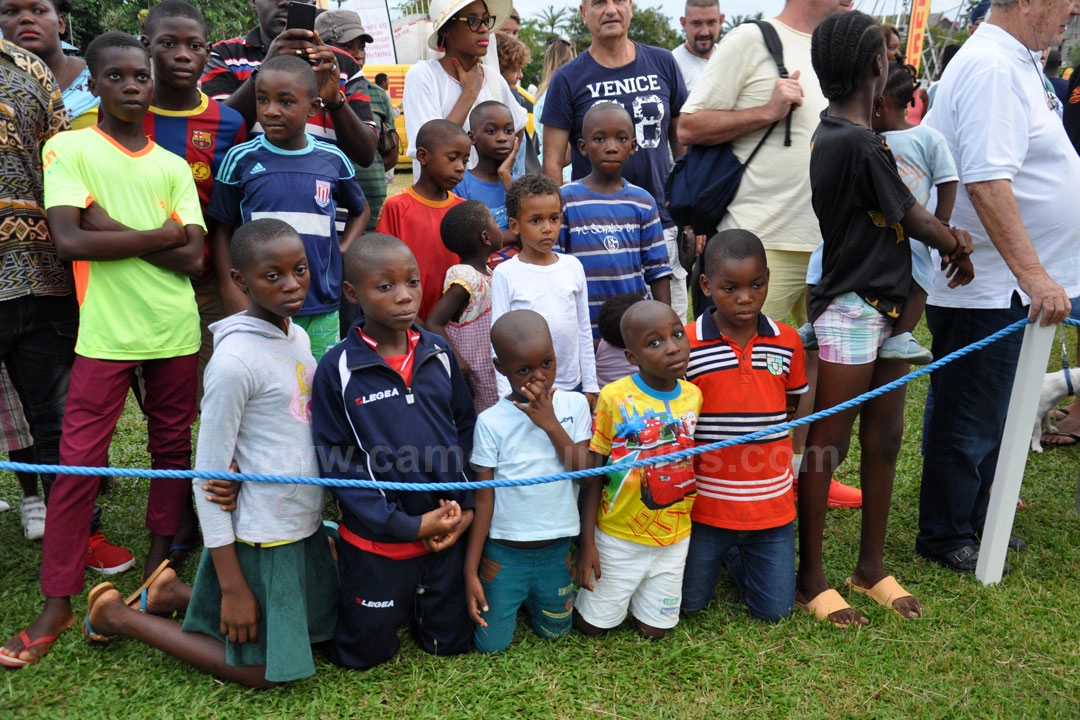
[917,544,1010,575]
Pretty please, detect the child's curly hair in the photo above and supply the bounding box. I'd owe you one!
[505,174,561,221]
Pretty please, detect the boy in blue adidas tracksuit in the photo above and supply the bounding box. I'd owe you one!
[312,234,476,670]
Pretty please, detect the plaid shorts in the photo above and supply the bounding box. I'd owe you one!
[813,292,892,365]
[0,364,33,452]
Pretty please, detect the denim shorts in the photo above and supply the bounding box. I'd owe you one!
[474,537,575,653]
[813,292,891,365]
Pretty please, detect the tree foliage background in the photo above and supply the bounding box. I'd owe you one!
[65,0,256,49]
[516,4,680,88]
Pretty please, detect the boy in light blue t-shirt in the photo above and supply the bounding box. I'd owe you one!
[454,101,519,265]
[464,309,592,653]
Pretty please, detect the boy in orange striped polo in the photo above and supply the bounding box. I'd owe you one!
[682,229,808,621]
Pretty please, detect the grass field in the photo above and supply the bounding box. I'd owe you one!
[3,285,1080,719]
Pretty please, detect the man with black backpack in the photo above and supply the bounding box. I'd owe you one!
[677,0,862,510]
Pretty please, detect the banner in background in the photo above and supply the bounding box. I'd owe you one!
[905,0,932,73]
[342,0,397,64]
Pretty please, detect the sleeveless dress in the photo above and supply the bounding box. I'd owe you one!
[443,264,498,413]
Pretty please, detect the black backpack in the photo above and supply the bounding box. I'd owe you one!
[666,20,792,237]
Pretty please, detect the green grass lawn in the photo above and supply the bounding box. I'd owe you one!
[3,325,1080,719]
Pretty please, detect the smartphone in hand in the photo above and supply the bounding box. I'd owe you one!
[285,1,317,32]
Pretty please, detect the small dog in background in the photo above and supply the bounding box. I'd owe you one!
[1031,368,1080,452]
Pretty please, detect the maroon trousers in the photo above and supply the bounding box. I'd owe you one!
[41,353,197,598]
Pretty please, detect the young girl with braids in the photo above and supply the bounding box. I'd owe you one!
[805,62,960,364]
[795,11,974,627]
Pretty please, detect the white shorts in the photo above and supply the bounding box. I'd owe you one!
[574,529,689,630]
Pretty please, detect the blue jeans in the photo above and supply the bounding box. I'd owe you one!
[0,294,77,498]
[681,521,795,621]
[474,538,574,653]
[916,298,1026,556]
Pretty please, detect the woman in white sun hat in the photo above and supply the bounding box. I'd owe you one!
[402,0,527,176]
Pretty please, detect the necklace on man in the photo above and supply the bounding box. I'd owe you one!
[1028,48,1061,112]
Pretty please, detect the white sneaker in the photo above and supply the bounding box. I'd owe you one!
[20,495,46,540]
[0,499,9,513]
[878,332,933,364]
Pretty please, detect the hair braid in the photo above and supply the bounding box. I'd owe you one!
[811,11,886,102]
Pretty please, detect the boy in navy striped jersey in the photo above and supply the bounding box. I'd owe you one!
[558,102,671,339]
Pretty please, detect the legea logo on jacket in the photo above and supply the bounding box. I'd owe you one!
[355,387,400,405]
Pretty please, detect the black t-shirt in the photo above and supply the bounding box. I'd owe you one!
[808,113,917,322]
[1064,67,1080,156]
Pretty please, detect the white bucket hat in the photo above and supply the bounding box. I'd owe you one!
[426,0,513,52]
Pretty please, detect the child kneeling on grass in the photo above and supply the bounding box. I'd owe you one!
[682,230,808,622]
[313,234,477,669]
[81,219,336,689]
[465,310,593,652]
[575,300,702,639]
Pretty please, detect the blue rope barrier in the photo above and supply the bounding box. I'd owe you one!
[0,317,1032,492]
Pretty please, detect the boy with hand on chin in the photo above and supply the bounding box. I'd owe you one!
[376,118,471,321]
[465,309,592,653]
[454,100,520,256]
[208,54,368,361]
[575,300,701,640]
[312,234,477,670]
[1,31,204,668]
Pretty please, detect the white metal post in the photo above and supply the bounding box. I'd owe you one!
[976,319,1055,585]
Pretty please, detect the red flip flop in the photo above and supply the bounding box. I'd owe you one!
[0,629,61,668]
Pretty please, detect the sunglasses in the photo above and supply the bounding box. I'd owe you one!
[447,14,497,32]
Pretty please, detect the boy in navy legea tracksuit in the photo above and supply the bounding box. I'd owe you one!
[312,233,476,670]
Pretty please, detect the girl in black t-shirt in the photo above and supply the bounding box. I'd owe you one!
[793,11,974,629]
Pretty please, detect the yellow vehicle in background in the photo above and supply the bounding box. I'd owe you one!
[365,64,411,169]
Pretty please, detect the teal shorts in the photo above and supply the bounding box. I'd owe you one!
[294,311,340,362]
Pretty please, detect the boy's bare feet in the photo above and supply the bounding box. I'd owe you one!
[0,599,76,667]
[86,586,127,639]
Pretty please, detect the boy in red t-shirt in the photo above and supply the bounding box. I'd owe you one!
[376,119,468,321]
[682,229,808,622]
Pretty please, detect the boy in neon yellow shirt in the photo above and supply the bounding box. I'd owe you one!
[0,31,204,668]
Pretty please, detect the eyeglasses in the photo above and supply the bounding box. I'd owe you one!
[447,14,497,32]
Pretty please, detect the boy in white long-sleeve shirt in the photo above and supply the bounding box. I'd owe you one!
[491,174,598,404]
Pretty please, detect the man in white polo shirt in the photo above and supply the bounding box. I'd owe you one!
[671,0,723,92]
[917,0,1080,574]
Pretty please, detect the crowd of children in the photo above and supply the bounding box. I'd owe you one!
[0,3,991,685]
